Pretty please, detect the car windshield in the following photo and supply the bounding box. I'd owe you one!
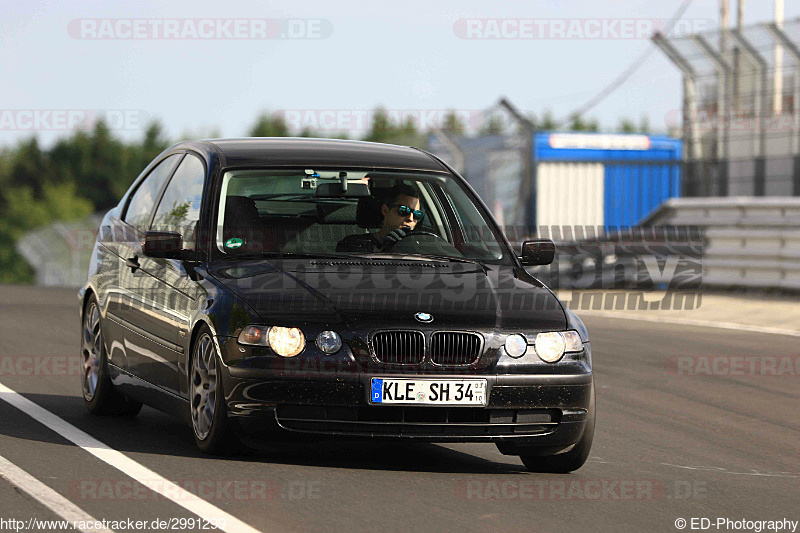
[215,169,511,264]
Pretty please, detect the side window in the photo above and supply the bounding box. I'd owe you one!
[151,154,205,247]
[124,155,182,231]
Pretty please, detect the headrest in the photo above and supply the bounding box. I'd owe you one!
[317,203,358,224]
[224,196,260,226]
[356,196,384,228]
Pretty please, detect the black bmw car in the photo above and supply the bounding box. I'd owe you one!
[79,137,594,472]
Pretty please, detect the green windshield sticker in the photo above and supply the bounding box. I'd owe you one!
[225,238,243,249]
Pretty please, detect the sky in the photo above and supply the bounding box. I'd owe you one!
[1,0,797,147]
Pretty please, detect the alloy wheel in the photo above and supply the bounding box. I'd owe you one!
[191,333,218,440]
[81,303,102,401]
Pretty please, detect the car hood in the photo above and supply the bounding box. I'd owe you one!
[208,259,567,331]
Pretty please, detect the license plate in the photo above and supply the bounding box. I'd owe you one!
[369,378,487,406]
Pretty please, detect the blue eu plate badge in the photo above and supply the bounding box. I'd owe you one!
[371,378,383,403]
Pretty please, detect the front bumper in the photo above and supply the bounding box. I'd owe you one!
[220,358,593,447]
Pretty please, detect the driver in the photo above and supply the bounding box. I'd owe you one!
[336,183,424,252]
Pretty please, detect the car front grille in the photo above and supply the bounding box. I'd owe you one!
[370,330,485,366]
[275,405,560,438]
[430,332,483,365]
[370,331,425,365]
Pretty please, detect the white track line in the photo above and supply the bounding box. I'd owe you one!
[0,382,263,533]
[0,454,113,533]
[578,310,800,337]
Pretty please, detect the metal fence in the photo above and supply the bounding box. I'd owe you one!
[428,132,528,228]
[653,18,800,197]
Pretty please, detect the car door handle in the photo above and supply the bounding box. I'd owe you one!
[126,256,140,272]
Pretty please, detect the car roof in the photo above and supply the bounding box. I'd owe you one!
[170,137,450,173]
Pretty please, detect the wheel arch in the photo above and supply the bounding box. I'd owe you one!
[185,316,225,380]
[81,286,97,319]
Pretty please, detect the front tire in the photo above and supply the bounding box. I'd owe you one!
[81,296,142,417]
[519,415,594,473]
[190,326,240,454]
[518,384,595,473]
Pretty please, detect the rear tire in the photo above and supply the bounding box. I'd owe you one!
[190,326,240,454]
[81,295,142,417]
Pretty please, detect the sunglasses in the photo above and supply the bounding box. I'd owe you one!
[390,204,425,221]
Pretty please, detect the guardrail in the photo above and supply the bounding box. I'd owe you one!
[526,226,703,292]
[15,215,102,288]
[643,197,800,291]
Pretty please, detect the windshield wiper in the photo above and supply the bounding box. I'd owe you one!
[363,252,484,266]
[408,254,485,266]
[225,251,486,265]
[227,251,370,261]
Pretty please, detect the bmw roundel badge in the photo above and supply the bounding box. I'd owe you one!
[414,312,433,323]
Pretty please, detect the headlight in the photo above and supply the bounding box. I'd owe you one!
[316,330,342,354]
[534,330,584,363]
[534,332,566,363]
[268,327,305,357]
[238,325,269,346]
[504,334,528,358]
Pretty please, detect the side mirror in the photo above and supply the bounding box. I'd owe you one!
[520,239,556,266]
[143,231,182,259]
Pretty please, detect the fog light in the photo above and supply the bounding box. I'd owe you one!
[316,330,342,354]
[504,334,528,358]
[268,327,305,357]
[535,332,566,363]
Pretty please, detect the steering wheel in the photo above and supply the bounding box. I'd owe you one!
[398,230,440,240]
[382,230,443,251]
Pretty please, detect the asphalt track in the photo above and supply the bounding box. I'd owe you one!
[0,285,797,532]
